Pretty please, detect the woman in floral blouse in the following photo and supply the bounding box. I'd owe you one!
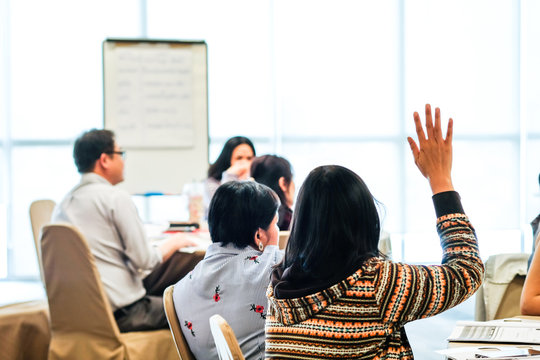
[174,180,283,360]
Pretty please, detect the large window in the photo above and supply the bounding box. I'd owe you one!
[1,0,141,278]
[1,0,539,279]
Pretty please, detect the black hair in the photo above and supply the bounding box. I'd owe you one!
[250,155,293,207]
[208,136,256,181]
[73,129,115,173]
[208,181,279,248]
[280,165,381,281]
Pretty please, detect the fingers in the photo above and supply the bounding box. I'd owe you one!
[414,104,452,146]
[179,237,197,248]
[407,137,420,160]
[413,111,427,145]
[433,107,442,141]
[445,118,453,144]
[425,104,435,139]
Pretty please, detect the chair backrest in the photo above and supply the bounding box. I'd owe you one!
[474,252,529,321]
[29,199,56,282]
[209,314,245,360]
[378,230,392,259]
[41,223,122,340]
[163,285,195,360]
[30,199,56,246]
[278,231,290,250]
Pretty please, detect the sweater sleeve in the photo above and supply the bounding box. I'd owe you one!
[378,212,484,324]
[432,191,464,217]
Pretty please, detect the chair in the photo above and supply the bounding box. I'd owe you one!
[40,223,177,360]
[163,285,195,360]
[378,230,392,259]
[278,231,290,250]
[29,199,56,283]
[209,314,245,360]
[475,253,529,321]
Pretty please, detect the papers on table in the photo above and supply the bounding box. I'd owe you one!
[437,346,540,359]
[144,222,170,241]
[178,231,211,253]
[447,319,540,345]
[440,318,540,359]
[144,222,212,252]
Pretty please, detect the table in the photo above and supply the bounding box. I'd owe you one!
[0,300,50,360]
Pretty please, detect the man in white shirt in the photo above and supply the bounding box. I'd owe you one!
[53,129,199,331]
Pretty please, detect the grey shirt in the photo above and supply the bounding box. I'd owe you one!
[174,242,283,360]
[52,173,162,311]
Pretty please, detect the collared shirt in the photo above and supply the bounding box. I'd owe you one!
[173,242,283,360]
[52,172,162,311]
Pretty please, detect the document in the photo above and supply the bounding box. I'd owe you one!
[448,319,540,344]
[178,230,211,253]
[437,346,540,359]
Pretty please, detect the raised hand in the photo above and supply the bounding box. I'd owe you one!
[407,104,454,195]
[228,159,252,180]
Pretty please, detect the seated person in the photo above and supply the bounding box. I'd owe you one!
[521,230,540,315]
[174,181,283,360]
[250,154,393,254]
[250,155,295,230]
[52,129,198,332]
[527,172,540,269]
[204,136,256,215]
[265,105,484,359]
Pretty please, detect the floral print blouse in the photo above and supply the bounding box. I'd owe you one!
[173,242,283,360]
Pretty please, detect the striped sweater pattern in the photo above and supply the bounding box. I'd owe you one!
[265,213,484,359]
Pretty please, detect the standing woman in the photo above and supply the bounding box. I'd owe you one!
[250,155,295,230]
[265,105,484,359]
[204,136,256,214]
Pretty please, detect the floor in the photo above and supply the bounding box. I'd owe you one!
[406,296,476,359]
[0,280,475,359]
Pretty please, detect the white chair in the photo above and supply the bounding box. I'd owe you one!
[29,199,56,283]
[475,253,529,321]
[209,314,245,360]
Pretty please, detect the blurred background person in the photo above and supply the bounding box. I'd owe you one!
[204,136,256,215]
[526,172,540,269]
[250,155,295,231]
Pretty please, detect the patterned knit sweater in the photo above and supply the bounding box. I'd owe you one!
[265,213,484,359]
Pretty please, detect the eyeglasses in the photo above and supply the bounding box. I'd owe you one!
[105,150,126,159]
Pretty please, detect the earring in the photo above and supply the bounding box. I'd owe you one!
[258,242,264,251]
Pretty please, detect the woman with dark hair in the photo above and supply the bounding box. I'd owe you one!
[265,105,485,359]
[250,155,295,230]
[522,172,540,314]
[204,136,256,213]
[525,172,540,270]
[174,180,282,360]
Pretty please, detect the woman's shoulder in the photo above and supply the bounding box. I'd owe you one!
[347,257,388,282]
[205,176,221,187]
[262,245,284,264]
[240,245,283,269]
